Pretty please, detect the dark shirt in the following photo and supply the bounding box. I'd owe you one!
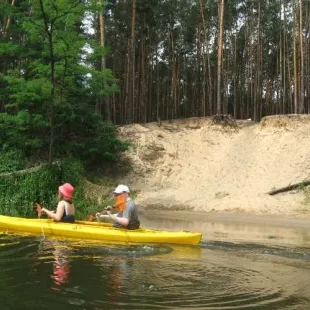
[60,201,75,223]
[113,199,140,230]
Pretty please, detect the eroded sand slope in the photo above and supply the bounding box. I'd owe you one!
[118,115,310,217]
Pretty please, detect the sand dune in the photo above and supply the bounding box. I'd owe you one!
[118,115,310,217]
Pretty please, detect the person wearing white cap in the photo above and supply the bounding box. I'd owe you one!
[96,184,140,229]
[113,184,130,195]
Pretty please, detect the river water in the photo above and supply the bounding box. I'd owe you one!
[0,211,310,309]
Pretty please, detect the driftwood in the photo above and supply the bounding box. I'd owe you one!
[267,180,310,196]
[0,161,60,178]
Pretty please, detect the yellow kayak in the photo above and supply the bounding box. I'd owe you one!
[0,215,202,245]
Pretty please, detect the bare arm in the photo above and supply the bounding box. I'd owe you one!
[96,211,129,226]
[42,202,65,222]
[96,214,110,220]
[107,211,129,226]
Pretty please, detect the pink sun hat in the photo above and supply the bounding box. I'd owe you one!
[58,183,74,199]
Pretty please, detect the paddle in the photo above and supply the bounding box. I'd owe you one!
[88,206,115,222]
[35,203,43,218]
[88,194,126,222]
[34,203,45,239]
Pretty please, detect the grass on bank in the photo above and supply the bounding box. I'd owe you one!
[0,155,127,220]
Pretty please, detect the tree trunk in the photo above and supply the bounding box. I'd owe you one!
[233,33,237,119]
[39,0,55,168]
[282,1,287,114]
[216,0,224,115]
[199,0,209,116]
[285,2,293,113]
[198,0,206,116]
[3,0,16,38]
[298,0,304,113]
[124,38,130,123]
[293,0,298,114]
[141,16,146,122]
[254,1,261,121]
[280,1,283,114]
[99,2,111,120]
[130,0,136,122]
[171,30,177,119]
[156,44,160,122]
[306,2,310,113]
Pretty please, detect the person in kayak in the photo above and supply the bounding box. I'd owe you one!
[96,184,140,230]
[38,183,75,223]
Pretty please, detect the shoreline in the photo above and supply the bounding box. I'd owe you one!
[120,115,310,219]
[140,209,310,230]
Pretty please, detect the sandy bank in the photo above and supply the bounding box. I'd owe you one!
[117,115,310,218]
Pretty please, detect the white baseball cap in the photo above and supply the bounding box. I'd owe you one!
[113,184,130,194]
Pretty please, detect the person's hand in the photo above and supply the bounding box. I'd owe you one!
[106,210,111,215]
[105,206,112,211]
[35,203,43,218]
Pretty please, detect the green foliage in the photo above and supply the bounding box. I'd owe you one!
[0,158,97,219]
[0,166,61,217]
[87,68,119,97]
[0,149,26,173]
[2,0,309,125]
[80,119,129,163]
[1,0,127,166]
[0,0,130,220]
[54,106,129,165]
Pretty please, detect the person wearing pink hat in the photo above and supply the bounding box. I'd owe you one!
[38,183,75,223]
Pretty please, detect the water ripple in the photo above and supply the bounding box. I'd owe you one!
[202,240,310,262]
[0,234,309,309]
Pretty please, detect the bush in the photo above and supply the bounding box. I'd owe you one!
[0,148,26,173]
[0,166,60,217]
[56,113,130,166]
[0,158,96,219]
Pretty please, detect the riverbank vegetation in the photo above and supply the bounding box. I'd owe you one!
[0,1,129,217]
[1,1,310,217]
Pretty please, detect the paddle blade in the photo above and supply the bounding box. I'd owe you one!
[35,203,43,218]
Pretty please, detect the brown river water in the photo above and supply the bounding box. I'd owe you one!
[0,210,310,309]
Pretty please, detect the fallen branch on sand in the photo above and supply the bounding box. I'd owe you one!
[267,180,310,195]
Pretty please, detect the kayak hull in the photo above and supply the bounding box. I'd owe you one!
[0,215,202,245]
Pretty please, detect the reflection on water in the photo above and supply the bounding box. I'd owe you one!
[140,211,310,247]
[0,214,309,309]
[50,243,71,290]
